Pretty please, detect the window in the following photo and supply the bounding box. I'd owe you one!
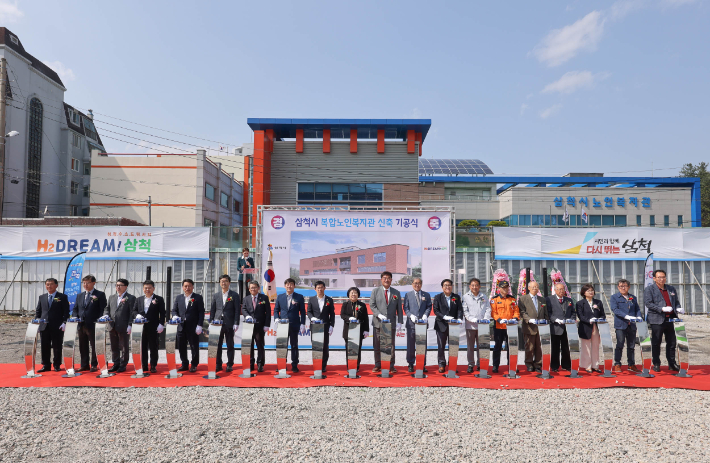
[357,266,386,273]
[678,215,683,227]
[297,183,383,206]
[71,132,82,148]
[71,158,80,172]
[664,215,670,227]
[602,215,614,226]
[373,252,386,263]
[636,215,642,226]
[298,183,314,202]
[234,199,240,212]
[205,183,215,201]
[82,207,89,216]
[70,181,79,195]
[26,98,43,217]
[71,206,79,216]
[83,117,97,141]
[220,192,229,208]
[219,224,229,240]
[204,218,214,227]
[83,163,91,175]
[315,183,331,201]
[357,255,365,264]
[589,215,602,226]
[615,215,627,227]
[650,215,656,227]
[9,34,18,45]
[83,185,89,198]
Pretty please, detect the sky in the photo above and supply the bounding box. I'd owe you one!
[3,0,709,177]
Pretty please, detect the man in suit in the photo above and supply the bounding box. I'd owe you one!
[519,281,549,373]
[369,271,403,373]
[432,279,464,373]
[643,269,682,372]
[34,278,70,372]
[307,280,336,371]
[72,274,107,372]
[490,281,519,373]
[237,248,255,299]
[130,279,165,373]
[610,278,641,373]
[273,278,306,372]
[209,274,241,372]
[462,277,491,373]
[103,278,136,373]
[241,280,271,372]
[171,278,205,373]
[545,282,575,372]
[403,277,432,373]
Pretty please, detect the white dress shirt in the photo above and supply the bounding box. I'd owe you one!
[143,296,152,313]
[317,296,325,311]
[184,293,193,308]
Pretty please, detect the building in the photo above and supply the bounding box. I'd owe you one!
[88,149,244,237]
[299,244,411,288]
[0,27,105,218]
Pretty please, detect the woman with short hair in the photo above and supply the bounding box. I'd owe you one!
[576,284,605,374]
[340,287,369,371]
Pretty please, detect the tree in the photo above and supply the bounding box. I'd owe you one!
[487,220,508,227]
[679,162,710,227]
[457,219,480,228]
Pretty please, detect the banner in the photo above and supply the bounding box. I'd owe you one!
[261,210,451,297]
[644,253,654,319]
[494,227,710,261]
[63,252,86,316]
[0,227,209,260]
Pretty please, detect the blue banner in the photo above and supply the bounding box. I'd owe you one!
[63,252,86,316]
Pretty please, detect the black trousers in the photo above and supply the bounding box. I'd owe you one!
[287,323,300,366]
[436,328,449,367]
[238,280,245,300]
[109,326,130,368]
[250,324,266,368]
[78,322,98,368]
[141,325,159,369]
[651,322,676,366]
[373,324,397,368]
[614,325,637,365]
[40,326,64,368]
[216,326,235,368]
[492,328,509,368]
[550,330,571,370]
[177,323,200,367]
[321,330,330,369]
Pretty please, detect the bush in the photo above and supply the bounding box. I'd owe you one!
[487,220,508,227]
[457,219,480,228]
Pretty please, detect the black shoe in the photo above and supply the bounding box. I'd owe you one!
[423,367,428,373]
[90,366,98,373]
[551,368,559,373]
[116,366,126,373]
[467,366,474,374]
[408,365,414,373]
[37,366,51,373]
[215,366,223,372]
[189,366,197,373]
[52,366,61,372]
[108,364,120,373]
[257,365,264,372]
[669,363,680,372]
[150,367,157,374]
[652,364,661,372]
[492,366,499,373]
[226,366,233,373]
[476,365,481,371]
[526,365,535,372]
[78,366,91,372]
[535,368,542,373]
[391,367,398,374]
[292,365,299,373]
[178,365,189,372]
[322,366,327,372]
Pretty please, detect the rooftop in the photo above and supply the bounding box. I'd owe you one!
[247,118,431,142]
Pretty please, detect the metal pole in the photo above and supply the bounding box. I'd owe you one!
[148,196,152,226]
[542,266,549,299]
[248,155,254,248]
[146,265,151,281]
[0,57,7,224]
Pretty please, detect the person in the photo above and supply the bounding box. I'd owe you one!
[643,269,682,372]
[340,286,369,371]
[241,280,271,372]
[369,271,403,373]
[306,280,336,372]
[34,278,70,372]
[576,284,605,374]
[519,281,548,373]
[237,248,255,299]
[432,279,464,373]
[209,274,241,372]
[273,278,306,373]
[610,279,641,373]
[171,279,205,373]
[130,280,165,374]
[72,275,107,372]
[403,277,432,373]
[462,277,491,373]
[489,280,519,373]
[104,279,136,373]
[545,282,574,372]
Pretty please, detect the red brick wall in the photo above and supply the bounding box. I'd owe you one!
[300,244,409,275]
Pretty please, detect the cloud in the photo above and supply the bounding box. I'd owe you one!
[405,107,422,119]
[541,70,611,94]
[539,104,563,119]
[609,0,648,20]
[0,0,23,23]
[520,104,529,116]
[662,0,696,5]
[532,11,605,67]
[42,61,76,81]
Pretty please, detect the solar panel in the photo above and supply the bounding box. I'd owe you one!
[418,159,493,176]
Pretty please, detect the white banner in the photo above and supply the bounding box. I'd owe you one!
[494,227,710,261]
[0,227,209,260]
[261,210,451,298]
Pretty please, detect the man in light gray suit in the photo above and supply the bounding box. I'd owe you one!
[462,277,491,373]
[403,277,432,373]
[103,278,136,373]
[369,271,403,373]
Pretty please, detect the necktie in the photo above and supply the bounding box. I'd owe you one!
[416,292,421,305]
[385,289,388,303]
[48,294,52,305]
[253,296,256,308]
[559,299,563,304]
[85,292,89,304]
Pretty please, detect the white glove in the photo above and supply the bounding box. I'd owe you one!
[171,315,179,321]
[589,318,597,323]
[410,314,417,323]
[349,317,357,323]
[233,324,238,332]
[500,318,508,325]
[677,307,685,314]
[59,323,66,331]
[377,314,386,321]
[126,326,132,334]
[555,318,564,324]
[273,320,279,328]
[528,319,537,325]
[624,315,633,320]
[136,314,144,320]
[469,318,478,323]
[246,316,254,323]
[311,317,320,323]
[157,324,164,334]
[662,306,673,313]
[396,323,402,331]
[300,324,306,335]
[195,326,202,335]
[263,326,269,332]
[444,315,453,321]
[363,331,369,339]
[328,326,333,336]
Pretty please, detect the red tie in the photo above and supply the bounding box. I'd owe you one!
[385,289,389,303]
[559,299,563,304]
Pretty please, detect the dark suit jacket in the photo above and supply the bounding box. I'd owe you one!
[432,293,464,332]
[241,293,271,327]
[72,289,107,325]
[403,290,433,319]
[545,296,575,336]
[643,284,681,325]
[131,295,166,329]
[104,292,136,332]
[210,290,241,327]
[610,292,641,329]
[307,295,336,327]
[273,292,306,325]
[575,298,606,340]
[340,301,369,340]
[34,292,70,331]
[171,293,205,331]
[519,294,549,336]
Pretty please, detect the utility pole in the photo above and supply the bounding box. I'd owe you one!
[148,195,152,226]
[0,58,7,224]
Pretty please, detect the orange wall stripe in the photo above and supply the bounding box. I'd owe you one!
[92,166,197,169]
[90,203,197,207]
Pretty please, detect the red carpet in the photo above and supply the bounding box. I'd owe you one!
[1,364,709,389]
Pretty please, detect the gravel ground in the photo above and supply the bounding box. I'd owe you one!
[1,316,709,462]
